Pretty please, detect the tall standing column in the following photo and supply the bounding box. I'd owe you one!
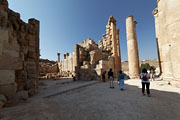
[152,8,162,75]
[57,53,60,62]
[74,44,79,67]
[126,16,140,79]
[74,44,80,80]
[165,0,180,81]
[116,29,122,71]
[157,0,173,80]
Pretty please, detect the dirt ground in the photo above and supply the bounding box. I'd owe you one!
[0,78,180,120]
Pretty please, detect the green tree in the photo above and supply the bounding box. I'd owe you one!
[140,63,151,72]
[140,63,156,72]
[150,66,156,71]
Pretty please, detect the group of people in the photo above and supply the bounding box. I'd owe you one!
[101,68,151,97]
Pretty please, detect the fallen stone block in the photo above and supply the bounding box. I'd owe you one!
[0,83,17,100]
[0,100,4,108]
[16,90,28,101]
[28,88,35,96]
[0,94,7,103]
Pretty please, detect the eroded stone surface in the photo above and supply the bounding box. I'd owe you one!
[153,0,180,86]
[0,1,39,104]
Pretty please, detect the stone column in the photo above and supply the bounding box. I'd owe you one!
[66,53,69,57]
[74,44,80,80]
[64,54,66,59]
[157,0,173,80]
[165,0,180,81]
[116,29,122,71]
[152,8,162,75]
[74,44,79,67]
[126,16,140,79]
[66,53,69,71]
[28,18,40,91]
[57,53,60,62]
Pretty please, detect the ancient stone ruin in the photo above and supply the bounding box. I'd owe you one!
[0,0,39,106]
[58,16,122,81]
[1,0,180,109]
[39,59,59,79]
[153,0,180,86]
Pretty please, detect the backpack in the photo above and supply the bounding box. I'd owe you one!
[142,74,148,81]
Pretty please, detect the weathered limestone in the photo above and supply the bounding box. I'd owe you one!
[126,16,140,79]
[153,0,180,84]
[102,16,122,77]
[0,0,39,102]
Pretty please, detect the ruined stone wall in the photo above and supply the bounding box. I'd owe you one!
[0,1,39,101]
[153,0,180,85]
[96,57,114,81]
[59,17,122,80]
[102,16,122,77]
[46,63,58,73]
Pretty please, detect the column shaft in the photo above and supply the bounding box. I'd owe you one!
[126,16,140,79]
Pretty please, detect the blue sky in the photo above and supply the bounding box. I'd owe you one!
[8,0,157,61]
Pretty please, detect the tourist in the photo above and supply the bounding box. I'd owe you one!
[118,71,125,90]
[102,71,106,82]
[140,68,151,97]
[108,68,114,88]
[150,69,155,81]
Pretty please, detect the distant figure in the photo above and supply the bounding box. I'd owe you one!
[108,68,114,88]
[140,68,151,97]
[118,71,125,90]
[102,71,106,82]
[150,69,155,81]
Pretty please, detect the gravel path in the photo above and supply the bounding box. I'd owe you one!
[0,79,180,120]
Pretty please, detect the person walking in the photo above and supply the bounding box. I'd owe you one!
[118,71,125,90]
[140,68,151,97]
[102,71,106,82]
[108,68,114,88]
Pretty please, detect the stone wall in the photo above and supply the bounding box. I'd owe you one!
[0,0,39,102]
[40,63,58,75]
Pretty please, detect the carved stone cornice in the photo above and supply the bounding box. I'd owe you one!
[134,20,137,25]
[152,8,158,16]
[157,0,160,4]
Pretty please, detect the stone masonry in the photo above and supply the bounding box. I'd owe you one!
[0,0,39,103]
[153,0,180,86]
